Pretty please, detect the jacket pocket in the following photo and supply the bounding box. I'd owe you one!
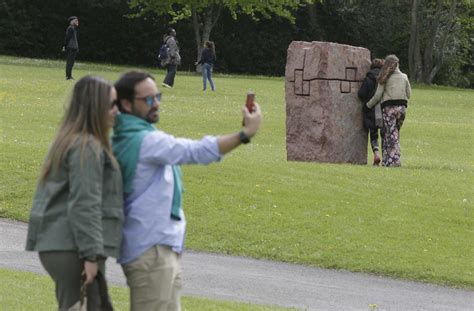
[103,156,121,195]
[101,207,123,248]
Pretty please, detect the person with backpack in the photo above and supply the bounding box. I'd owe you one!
[195,41,216,92]
[358,58,384,165]
[160,28,181,88]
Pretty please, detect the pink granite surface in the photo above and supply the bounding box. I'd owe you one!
[285,41,371,164]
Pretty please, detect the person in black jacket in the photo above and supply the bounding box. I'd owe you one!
[195,41,216,91]
[358,58,384,165]
[62,16,79,80]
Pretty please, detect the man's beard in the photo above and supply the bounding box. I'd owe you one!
[146,108,159,124]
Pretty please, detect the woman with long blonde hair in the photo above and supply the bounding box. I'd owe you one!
[366,55,411,167]
[26,75,123,310]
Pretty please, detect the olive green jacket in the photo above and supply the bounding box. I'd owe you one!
[26,137,124,259]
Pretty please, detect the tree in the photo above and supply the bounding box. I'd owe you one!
[408,0,462,84]
[128,0,317,63]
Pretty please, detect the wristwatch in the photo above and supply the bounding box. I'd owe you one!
[239,130,251,144]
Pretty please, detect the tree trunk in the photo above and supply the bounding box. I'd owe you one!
[192,5,221,72]
[192,5,202,64]
[421,0,442,83]
[427,0,458,83]
[408,0,421,81]
[408,0,419,80]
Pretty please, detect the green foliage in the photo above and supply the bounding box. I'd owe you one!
[316,0,411,71]
[1,57,473,290]
[0,0,471,87]
[129,0,315,23]
[0,269,291,310]
[432,1,474,88]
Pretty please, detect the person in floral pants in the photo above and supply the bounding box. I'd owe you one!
[381,105,406,166]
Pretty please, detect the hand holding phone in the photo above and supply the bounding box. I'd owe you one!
[242,91,255,126]
[246,92,255,113]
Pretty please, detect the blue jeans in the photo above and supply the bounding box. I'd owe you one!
[202,63,215,91]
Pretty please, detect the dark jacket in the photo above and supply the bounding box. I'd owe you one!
[197,48,215,65]
[26,136,124,259]
[358,68,380,129]
[64,25,78,50]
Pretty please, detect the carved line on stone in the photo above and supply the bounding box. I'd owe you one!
[292,54,361,96]
[340,81,351,93]
[300,78,362,82]
[345,67,357,81]
[294,69,310,96]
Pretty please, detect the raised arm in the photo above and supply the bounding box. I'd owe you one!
[141,103,262,165]
[366,83,384,109]
[217,103,262,154]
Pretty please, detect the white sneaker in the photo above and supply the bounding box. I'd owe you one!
[161,83,172,88]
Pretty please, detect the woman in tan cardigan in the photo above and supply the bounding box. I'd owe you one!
[366,55,411,167]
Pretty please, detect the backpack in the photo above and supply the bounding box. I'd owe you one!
[158,40,170,60]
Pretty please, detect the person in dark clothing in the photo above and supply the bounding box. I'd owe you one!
[161,28,181,88]
[63,16,79,80]
[358,58,384,165]
[195,41,216,91]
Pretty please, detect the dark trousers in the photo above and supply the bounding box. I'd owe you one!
[39,251,111,311]
[66,48,78,79]
[163,64,177,86]
[369,127,380,152]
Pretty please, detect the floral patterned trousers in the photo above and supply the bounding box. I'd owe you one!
[382,105,406,167]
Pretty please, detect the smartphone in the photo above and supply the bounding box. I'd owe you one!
[246,92,255,113]
[242,92,255,126]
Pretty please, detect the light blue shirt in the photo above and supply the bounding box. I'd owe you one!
[118,130,222,264]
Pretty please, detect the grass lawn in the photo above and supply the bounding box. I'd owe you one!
[0,55,473,290]
[0,268,290,310]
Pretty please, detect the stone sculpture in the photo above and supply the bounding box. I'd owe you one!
[285,41,371,164]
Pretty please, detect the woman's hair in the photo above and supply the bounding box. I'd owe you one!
[377,54,399,85]
[370,58,384,69]
[40,75,116,182]
[205,41,215,58]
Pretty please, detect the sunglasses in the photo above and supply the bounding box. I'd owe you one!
[134,93,162,107]
[110,99,119,108]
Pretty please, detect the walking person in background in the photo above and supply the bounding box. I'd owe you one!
[358,58,384,165]
[25,76,123,310]
[161,28,181,88]
[366,55,411,167]
[112,70,262,311]
[63,16,79,80]
[195,41,216,92]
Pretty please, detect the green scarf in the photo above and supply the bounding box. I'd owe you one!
[112,113,183,220]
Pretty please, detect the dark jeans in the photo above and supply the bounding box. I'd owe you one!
[369,127,380,152]
[39,251,111,311]
[163,64,177,86]
[66,48,77,79]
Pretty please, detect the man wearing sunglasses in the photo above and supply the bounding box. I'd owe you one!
[112,70,262,311]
